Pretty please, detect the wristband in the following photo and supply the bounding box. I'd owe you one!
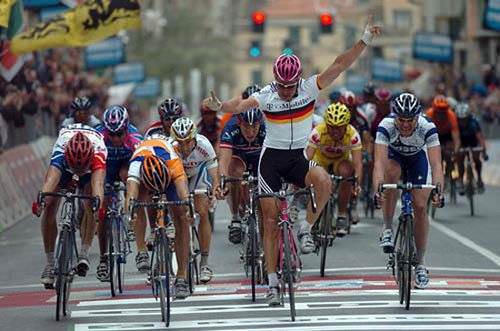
[361,28,373,46]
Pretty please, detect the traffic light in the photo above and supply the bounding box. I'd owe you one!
[319,12,333,33]
[251,11,266,33]
[249,40,262,58]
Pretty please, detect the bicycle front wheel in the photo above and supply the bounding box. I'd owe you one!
[282,222,296,321]
[319,200,333,277]
[55,228,70,321]
[157,228,171,326]
[248,215,257,302]
[109,217,118,297]
[403,216,414,310]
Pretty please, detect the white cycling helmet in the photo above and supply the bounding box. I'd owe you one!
[170,117,197,141]
[446,96,458,111]
[455,102,470,119]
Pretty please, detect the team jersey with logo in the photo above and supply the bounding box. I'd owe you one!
[171,134,218,178]
[127,135,186,183]
[219,115,265,159]
[252,75,320,149]
[97,123,143,164]
[308,122,362,167]
[50,124,107,172]
[375,115,440,156]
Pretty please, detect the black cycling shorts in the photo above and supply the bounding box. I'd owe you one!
[258,147,315,193]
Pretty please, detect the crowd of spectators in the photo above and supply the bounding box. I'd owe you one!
[0,48,111,149]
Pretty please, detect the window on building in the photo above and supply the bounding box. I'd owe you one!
[393,10,411,30]
[251,69,262,86]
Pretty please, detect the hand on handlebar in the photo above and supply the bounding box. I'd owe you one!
[32,200,43,217]
[483,152,489,161]
[214,185,225,200]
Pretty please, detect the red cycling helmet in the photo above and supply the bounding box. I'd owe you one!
[339,90,358,107]
[65,132,94,174]
[375,88,392,101]
[273,54,302,84]
[432,94,449,109]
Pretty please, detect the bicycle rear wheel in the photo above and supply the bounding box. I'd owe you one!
[403,216,413,310]
[319,200,333,277]
[282,222,296,321]
[55,228,70,321]
[157,228,171,327]
[394,221,404,305]
[109,217,118,297]
[466,165,475,216]
[248,215,257,302]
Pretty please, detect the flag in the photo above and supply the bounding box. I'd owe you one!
[11,0,141,55]
[0,0,25,82]
[0,0,16,28]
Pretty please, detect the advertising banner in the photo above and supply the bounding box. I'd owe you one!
[412,32,453,63]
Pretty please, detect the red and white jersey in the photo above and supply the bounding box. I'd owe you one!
[172,134,217,178]
[50,124,107,172]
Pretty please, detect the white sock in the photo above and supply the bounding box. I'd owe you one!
[80,244,90,258]
[268,272,279,287]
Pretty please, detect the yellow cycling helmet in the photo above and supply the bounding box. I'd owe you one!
[324,102,351,126]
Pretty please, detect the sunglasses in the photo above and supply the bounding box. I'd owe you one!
[275,81,298,89]
[161,115,180,122]
[109,129,126,137]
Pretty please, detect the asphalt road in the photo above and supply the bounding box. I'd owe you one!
[1,186,500,331]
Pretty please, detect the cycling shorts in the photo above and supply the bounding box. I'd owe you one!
[461,135,479,148]
[389,148,431,185]
[188,163,213,192]
[58,168,91,189]
[258,147,315,193]
[105,159,128,184]
[438,133,453,146]
[233,153,259,176]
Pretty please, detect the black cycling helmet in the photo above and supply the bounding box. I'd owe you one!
[238,108,263,125]
[328,89,342,102]
[242,84,261,99]
[363,82,376,97]
[157,98,183,120]
[390,93,422,118]
[70,96,92,112]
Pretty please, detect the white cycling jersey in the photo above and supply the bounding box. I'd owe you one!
[375,115,440,156]
[358,102,376,126]
[60,115,101,130]
[172,134,218,178]
[252,75,320,150]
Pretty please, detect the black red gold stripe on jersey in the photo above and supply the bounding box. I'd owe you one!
[263,101,315,124]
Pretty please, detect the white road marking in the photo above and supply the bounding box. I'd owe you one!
[431,220,500,267]
[77,289,500,307]
[71,300,500,318]
[73,314,500,331]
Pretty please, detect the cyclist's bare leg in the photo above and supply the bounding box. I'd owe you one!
[227,157,246,218]
[304,166,332,225]
[134,188,150,252]
[195,195,211,264]
[79,183,96,257]
[97,197,110,257]
[336,160,354,215]
[41,195,60,255]
[382,160,401,230]
[456,153,465,184]
[171,205,189,279]
[411,189,432,264]
[472,151,483,183]
[260,197,279,278]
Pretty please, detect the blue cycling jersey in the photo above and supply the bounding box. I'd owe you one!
[219,115,266,160]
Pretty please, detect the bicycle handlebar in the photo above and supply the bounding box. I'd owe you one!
[130,193,195,218]
[38,191,100,211]
[379,183,437,192]
[330,175,357,184]
[457,146,485,153]
[255,184,317,214]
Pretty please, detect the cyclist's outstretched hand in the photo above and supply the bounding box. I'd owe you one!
[202,90,222,112]
[361,14,382,46]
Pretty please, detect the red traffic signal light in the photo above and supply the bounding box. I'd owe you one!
[319,12,333,33]
[251,11,266,33]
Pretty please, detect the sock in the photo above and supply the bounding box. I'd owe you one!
[268,272,279,287]
[383,218,393,231]
[416,248,426,265]
[46,252,55,266]
[201,252,209,266]
[80,244,90,258]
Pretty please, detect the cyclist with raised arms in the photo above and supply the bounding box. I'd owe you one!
[305,103,363,235]
[123,135,192,299]
[144,98,184,137]
[373,93,444,289]
[454,102,488,194]
[170,117,222,283]
[95,105,143,281]
[204,15,381,306]
[32,124,107,287]
[219,107,266,244]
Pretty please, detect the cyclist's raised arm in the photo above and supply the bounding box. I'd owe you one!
[427,145,444,188]
[203,91,259,115]
[317,15,381,89]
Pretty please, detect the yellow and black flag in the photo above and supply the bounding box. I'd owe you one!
[11,0,141,54]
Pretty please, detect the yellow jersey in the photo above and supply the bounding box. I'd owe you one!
[308,122,362,169]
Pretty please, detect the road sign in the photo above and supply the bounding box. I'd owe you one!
[85,37,125,69]
[133,77,160,99]
[412,32,453,63]
[484,0,500,31]
[372,58,403,82]
[113,62,144,85]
